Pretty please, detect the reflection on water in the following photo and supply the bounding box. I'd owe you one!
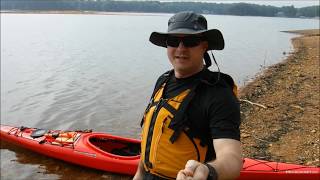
[0,141,132,180]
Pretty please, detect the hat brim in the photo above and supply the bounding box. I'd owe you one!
[149,29,224,50]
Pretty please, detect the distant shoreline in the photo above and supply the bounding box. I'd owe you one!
[0,10,170,16]
[1,10,319,19]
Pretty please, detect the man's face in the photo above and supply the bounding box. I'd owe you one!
[166,34,208,78]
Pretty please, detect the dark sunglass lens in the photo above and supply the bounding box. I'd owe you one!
[166,36,180,47]
[166,36,203,48]
[182,36,201,47]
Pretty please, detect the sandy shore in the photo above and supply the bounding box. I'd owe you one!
[239,29,320,166]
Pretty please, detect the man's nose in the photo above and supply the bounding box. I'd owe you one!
[177,41,186,49]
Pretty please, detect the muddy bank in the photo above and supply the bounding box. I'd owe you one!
[239,29,320,166]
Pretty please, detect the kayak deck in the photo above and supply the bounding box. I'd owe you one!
[240,158,320,180]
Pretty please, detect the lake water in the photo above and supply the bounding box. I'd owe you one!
[0,12,319,179]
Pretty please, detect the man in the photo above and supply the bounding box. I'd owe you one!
[134,11,242,180]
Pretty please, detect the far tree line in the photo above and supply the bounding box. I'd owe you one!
[1,0,319,18]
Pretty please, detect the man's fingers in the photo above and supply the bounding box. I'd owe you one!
[184,160,201,177]
[176,170,187,180]
[176,160,206,180]
[192,163,209,180]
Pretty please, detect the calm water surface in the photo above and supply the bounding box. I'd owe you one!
[1,12,318,179]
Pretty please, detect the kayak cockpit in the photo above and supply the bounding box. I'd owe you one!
[87,134,140,158]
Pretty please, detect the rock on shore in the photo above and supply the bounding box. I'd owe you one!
[239,29,319,166]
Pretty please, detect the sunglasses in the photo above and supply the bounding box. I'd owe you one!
[166,35,204,48]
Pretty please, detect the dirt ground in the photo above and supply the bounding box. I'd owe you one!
[239,29,320,166]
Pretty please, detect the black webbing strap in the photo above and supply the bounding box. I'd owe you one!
[168,80,201,143]
[169,116,187,143]
[161,101,178,116]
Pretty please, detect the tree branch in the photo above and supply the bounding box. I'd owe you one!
[239,99,267,109]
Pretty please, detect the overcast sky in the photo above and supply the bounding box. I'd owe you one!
[126,0,319,8]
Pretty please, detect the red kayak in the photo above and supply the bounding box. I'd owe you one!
[1,125,319,179]
[0,124,140,175]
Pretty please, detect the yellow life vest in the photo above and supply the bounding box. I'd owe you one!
[140,70,238,179]
[141,82,208,179]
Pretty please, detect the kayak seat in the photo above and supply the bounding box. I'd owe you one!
[89,137,140,156]
[111,144,140,156]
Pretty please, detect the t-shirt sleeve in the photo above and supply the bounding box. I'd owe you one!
[208,87,241,141]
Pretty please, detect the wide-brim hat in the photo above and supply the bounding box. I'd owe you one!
[149,11,224,50]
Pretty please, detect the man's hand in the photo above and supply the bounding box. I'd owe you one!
[133,173,143,180]
[176,160,209,180]
[133,160,145,180]
[177,139,242,180]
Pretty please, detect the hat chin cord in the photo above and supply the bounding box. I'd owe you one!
[204,52,212,68]
[204,51,221,85]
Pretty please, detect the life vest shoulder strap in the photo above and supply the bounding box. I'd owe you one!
[153,70,173,96]
[140,70,173,127]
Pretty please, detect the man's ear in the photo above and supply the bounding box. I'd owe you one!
[202,41,209,51]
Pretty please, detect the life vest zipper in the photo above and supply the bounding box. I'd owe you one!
[152,117,168,165]
[144,98,165,169]
[183,129,201,162]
